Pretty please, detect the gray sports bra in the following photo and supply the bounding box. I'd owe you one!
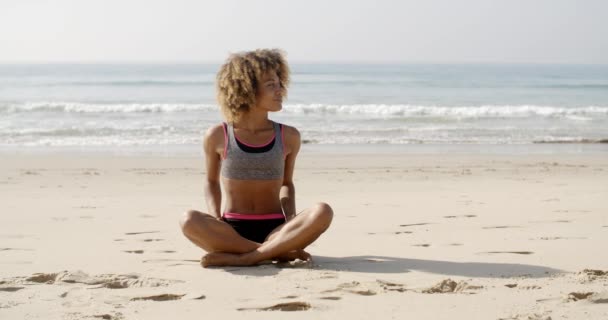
[221,121,285,180]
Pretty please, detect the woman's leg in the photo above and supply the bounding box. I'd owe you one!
[180,210,260,254]
[202,202,333,267]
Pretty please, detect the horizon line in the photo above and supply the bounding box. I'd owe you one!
[0,60,607,66]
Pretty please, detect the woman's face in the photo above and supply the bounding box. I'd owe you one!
[255,71,283,112]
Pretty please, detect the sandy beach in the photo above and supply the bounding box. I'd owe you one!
[1,149,608,319]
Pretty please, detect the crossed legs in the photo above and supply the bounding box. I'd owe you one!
[180,202,333,267]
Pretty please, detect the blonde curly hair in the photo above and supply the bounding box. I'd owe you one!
[216,49,290,122]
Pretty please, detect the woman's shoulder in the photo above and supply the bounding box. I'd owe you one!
[203,123,227,151]
[205,123,226,138]
[278,123,300,154]
[278,123,300,142]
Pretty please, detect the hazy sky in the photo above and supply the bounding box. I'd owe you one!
[1,0,607,64]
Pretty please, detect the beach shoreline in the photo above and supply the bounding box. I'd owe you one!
[1,142,607,158]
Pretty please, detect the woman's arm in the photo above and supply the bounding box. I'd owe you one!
[280,126,301,221]
[203,124,224,220]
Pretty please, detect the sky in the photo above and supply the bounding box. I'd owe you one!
[1,0,607,64]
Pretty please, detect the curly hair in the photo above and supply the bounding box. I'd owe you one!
[216,49,290,122]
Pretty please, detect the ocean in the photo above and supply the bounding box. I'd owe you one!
[1,63,607,154]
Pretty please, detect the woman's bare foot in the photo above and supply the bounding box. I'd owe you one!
[201,249,311,267]
[274,249,311,263]
[201,252,248,268]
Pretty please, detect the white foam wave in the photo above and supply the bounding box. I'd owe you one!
[282,104,608,118]
[12,136,201,147]
[0,102,217,113]
[2,102,608,119]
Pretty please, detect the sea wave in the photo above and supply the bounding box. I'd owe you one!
[0,102,216,113]
[1,125,190,137]
[282,104,608,119]
[2,102,608,118]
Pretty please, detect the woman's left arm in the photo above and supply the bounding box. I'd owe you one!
[280,126,301,222]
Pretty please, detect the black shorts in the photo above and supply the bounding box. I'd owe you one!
[222,216,286,243]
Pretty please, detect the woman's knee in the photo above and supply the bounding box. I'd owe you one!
[312,202,333,228]
[180,209,203,234]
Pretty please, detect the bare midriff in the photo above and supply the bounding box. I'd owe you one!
[221,177,284,214]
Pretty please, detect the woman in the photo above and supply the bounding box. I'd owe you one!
[180,49,333,267]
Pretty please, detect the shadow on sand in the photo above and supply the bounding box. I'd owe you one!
[217,255,563,278]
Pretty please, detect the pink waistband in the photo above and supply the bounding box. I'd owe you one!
[223,212,285,220]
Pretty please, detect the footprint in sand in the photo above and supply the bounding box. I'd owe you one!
[519,285,542,290]
[322,281,377,296]
[23,271,177,289]
[482,225,521,229]
[0,248,34,252]
[26,273,59,284]
[421,279,483,294]
[588,292,608,304]
[554,209,591,214]
[124,231,160,236]
[92,313,123,320]
[400,222,432,227]
[531,236,587,241]
[580,269,608,277]
[376,279,407,292]
[237,301,311,312]
[123,250,144,254]
[503,283,541,290]
[0,287,25,292]
[322,280,406,296]
[567,292,594,301]
[578,269,608,282]
[394,231,413,235]
[480,251,534,255]
[443,215,477,219]
[130,294,185,301]
[498,312,552,320]
[529,219,571,224]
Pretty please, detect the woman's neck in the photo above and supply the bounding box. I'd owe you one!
[232,110,272,132]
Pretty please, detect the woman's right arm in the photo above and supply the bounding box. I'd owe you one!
[203,124,224,220]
